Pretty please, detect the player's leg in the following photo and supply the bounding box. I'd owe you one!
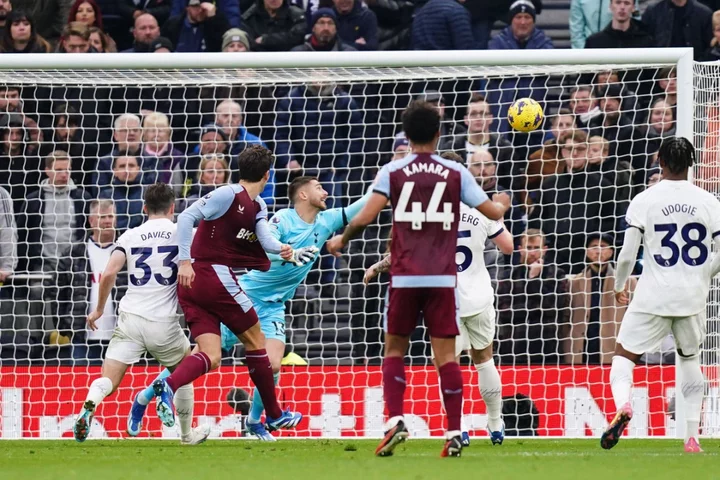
[430,323,467,445]
[375,287,417,457]
[74,358,129,442]
[425,288,463,457]
[672,313,707,453]
[601,312,667,450]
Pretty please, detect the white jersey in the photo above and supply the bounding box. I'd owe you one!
[456,204,504,317]
[115,218,180,322]
[625,180,720,316]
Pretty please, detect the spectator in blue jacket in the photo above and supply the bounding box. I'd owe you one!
[486,0,553,136]
[99,156,148,231]
[332,0,378,50]
[411,0,477,50]
[274,82,363,207]
[93,113,144,194]
[170,0,241,27]
[161,0,230,52]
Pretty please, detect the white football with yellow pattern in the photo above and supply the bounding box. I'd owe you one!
[507,97,544,132]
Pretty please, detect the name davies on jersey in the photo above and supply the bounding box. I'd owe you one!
[140,231,173,241]
[236,228,258,242]
[403,162,450,179]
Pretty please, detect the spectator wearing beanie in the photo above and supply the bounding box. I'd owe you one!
[162,0,230,52]
[642,0,712,60]
[222,27,251,51]
[489,0,553,50]
[149,35,173,52]
[584,0,653,49]
[242,0,306,51]
[332,0,378,50]
[411,0,477,50]
[292,8,357,51]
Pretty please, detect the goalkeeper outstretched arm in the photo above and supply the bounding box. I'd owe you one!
[614,227,642,305]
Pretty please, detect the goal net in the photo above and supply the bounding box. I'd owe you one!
[0,49,706,439]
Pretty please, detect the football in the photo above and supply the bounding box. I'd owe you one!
[507,97,544,132]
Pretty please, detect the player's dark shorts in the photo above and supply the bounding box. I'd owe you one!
[178,262,259,339]
[384,287,459,338]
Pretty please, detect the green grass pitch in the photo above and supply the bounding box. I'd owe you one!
[3,439,719,480]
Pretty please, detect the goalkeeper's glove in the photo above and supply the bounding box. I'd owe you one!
[289,246,319,266]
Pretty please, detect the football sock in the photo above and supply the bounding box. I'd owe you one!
[610,355,635,410]
[679,355,704,442]
[175,384,194,438]
[166,352,211,392]
[476,359,503,432]
[138,369,171,405]
[382,356,406,420]
[248,372,280,424]
[86,377,113,406]
[245,350,282,419]
[438,362,463,432]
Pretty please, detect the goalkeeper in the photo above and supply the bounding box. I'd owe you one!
[128,176,369,440]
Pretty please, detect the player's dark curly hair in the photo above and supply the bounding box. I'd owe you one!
[144,182,175,215]
[658,136,695,175]
[238,144,273,182]
[402,100,441,145]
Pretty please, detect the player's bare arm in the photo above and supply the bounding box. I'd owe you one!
[476,192,511,221]
[613,226,642,306]
[363,254,392,285]
[87,249,126,331]
[492,225,514,255]
[327,192,387,256]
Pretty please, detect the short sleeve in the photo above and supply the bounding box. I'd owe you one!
[196,185,236,221]
[373,164,391,198]
[485,218,505,239]
[321,208,346,233]
[459,165,489,208]
[114,231,131,254]
[709,197,720,239]
[624,197,645,232]
[255,195,269,222]
[268,210,288,240]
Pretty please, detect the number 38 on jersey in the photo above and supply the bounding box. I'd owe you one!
[394,182,455,230]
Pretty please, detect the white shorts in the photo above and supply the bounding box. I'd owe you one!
[616,310,707,357]
[105,312,191,367]
[456,305,496,357]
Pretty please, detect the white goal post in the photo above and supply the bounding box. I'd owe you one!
[0,48,711,441]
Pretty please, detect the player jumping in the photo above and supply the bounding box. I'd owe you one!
[150,145,305,433]
[327,100,510,458]
[128,176,369,440]
[604,136,720,453]
[73,183,210,445]
[363,160,513,448]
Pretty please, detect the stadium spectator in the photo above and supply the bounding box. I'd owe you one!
[0,113,41,212]
[242,0,306,51]
[566,234,636,365]
[468,150,525,238]
[98,156,147,231]
[214,100,266,156]
[58,199,127,362]
[365,0,416,50]
[497,228,570,365]
[584,0,653,49]
[22,151,89,274]
[702,10,720,60]
[221,27,250,51]
[568,86,601,129]
[88,26,117,52]
[0,185,16,284]
[586,135,631,224]
[142,111,183,185]
[176,153,229,212]
[526,110,576,194]
[162,0,230,52]
[149,35,173,52]
[11,0,69,44]
[589,84,635,160]
[57,21,92,53]
[68,0,104,31]
[22,116,42,158]
[489,0,553,50]
[274,81,363,207]
[630,97,675,188]
[0,85,19,113]
[123,12,161,52]
[642,0,713,60]
[292,8,355,51]
[411,0,476,50]
[0,0,9,36]
[391,131,410,160]
[528,128,614,275]
[416,90,466,149]
[119,0,172,28]
[48,103,98,187]
[647,165,662,186]
[655,66,677,109]
[94,113,143,192]
[0,11,52,53]
[570,0,612,49]
[439,94,514,185]
[172,124,229,197]
[332,0,378,50]
[170,0,241,28]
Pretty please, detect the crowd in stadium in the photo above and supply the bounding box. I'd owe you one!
[0,0,710,366]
